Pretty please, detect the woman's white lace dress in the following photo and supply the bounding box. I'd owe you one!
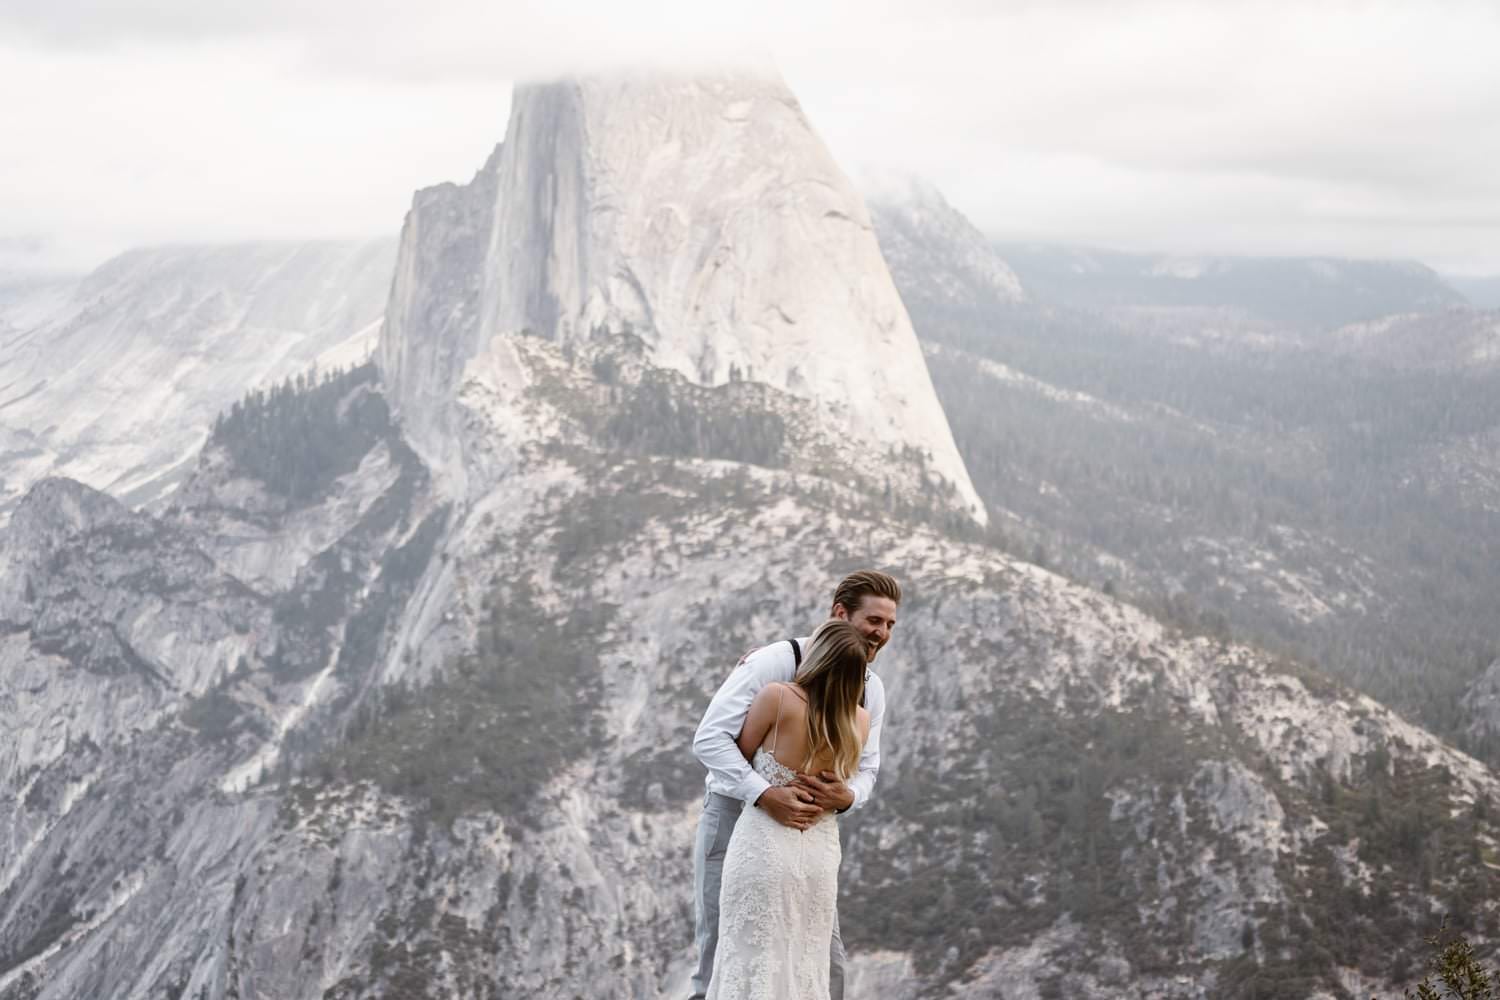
[704,747,841,1000]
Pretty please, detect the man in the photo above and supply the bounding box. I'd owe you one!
[689,569,900,1000]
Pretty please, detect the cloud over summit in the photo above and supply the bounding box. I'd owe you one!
[3,0,1499,274]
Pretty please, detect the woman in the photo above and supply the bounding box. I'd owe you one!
[705,619,872,999]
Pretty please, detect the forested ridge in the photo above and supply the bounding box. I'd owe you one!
[211,361,387,501]
[915,296,1500,757]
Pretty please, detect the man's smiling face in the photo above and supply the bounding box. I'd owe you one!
[833,595,897,663]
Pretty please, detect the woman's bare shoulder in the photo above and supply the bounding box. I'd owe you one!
[750,681,799,712]
[756,680,795,703]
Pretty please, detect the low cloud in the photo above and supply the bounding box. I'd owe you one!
[2,0,1498,274]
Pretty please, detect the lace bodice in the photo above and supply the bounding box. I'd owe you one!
[752,747,798,788]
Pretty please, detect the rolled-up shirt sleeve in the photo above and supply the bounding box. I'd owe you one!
[844,672,885,811]
[692,643,797,805]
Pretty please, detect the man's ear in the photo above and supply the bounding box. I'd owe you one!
[830,603,849,621]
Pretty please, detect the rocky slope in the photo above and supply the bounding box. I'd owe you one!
[3,347,1497,998]
[865,176,1025,316]
[0,364,441,998]
[0,239,396,517]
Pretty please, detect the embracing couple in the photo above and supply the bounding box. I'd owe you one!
[689,570,900,999]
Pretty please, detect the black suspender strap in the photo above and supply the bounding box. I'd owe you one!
[788,638,802,670]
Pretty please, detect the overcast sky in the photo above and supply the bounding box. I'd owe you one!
[3,1,1499,276]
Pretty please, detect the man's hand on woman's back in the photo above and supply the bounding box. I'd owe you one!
[793,772,855,813]
[756,785,822,831]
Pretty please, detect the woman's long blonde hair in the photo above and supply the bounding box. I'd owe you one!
[794,620,869,779]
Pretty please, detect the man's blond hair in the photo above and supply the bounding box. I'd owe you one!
[831,570,901,615]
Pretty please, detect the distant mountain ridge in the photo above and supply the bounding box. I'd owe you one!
[1445,274,1500,310]
[865,177,1025,311]
[0,239,396,518]
[992,241,1468,328]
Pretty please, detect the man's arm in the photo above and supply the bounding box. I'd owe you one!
[691,643,796,805]
[843,674,885,811]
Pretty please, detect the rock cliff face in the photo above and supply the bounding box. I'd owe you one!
[4,74,1500,1000]
[379,72,985,523]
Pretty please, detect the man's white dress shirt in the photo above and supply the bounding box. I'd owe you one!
[692,637,886,811]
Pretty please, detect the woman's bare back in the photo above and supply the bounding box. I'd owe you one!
[740,681,870,776]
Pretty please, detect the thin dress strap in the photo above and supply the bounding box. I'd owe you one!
[769,683,788,754]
